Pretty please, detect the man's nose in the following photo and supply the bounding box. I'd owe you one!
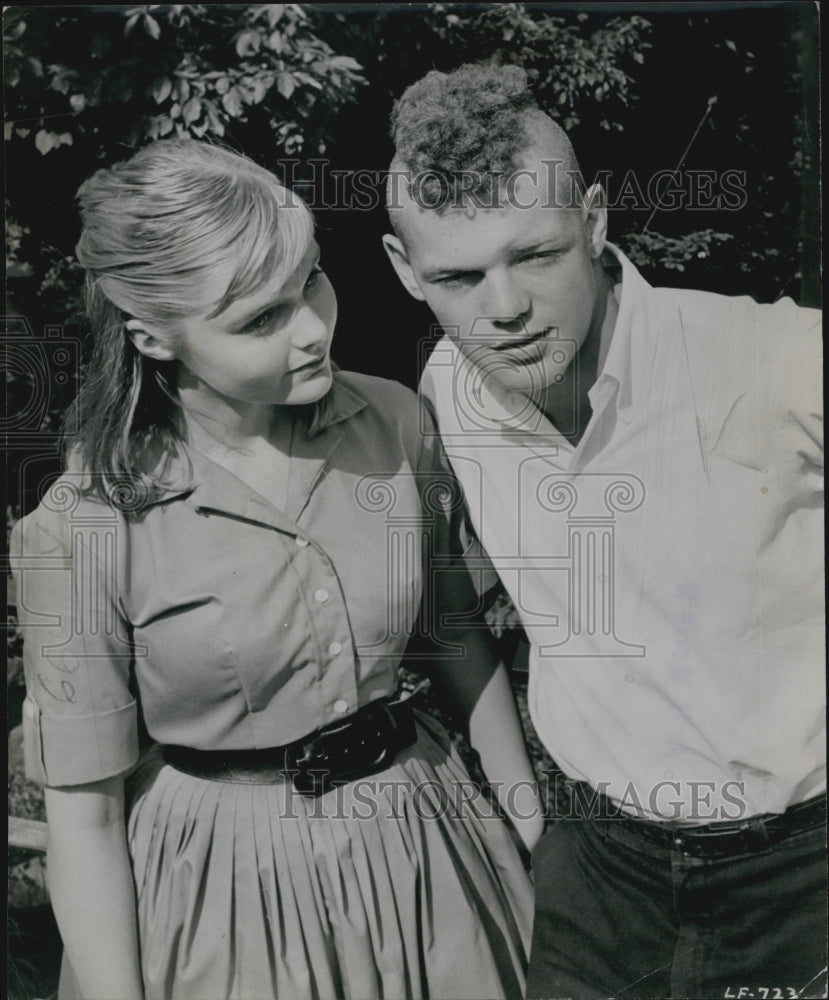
[484,272,531,328]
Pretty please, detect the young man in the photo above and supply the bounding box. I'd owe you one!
[383,63,825,999]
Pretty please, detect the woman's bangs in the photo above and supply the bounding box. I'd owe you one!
[209,181,314,317]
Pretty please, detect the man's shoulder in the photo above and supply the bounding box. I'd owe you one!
[654,284,820,344]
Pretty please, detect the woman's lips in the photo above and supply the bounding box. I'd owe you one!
[291,355,328,374]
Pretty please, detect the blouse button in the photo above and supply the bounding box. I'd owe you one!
[295,537,310,547]
[328,641,343,656]
[333,700,349,714]
[314,588,329,604]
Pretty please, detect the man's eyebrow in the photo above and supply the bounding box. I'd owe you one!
[421,264,480,282]
[421,237,572,282]
[510,236,572,256]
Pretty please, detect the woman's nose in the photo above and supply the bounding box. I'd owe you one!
[292,305,330,352]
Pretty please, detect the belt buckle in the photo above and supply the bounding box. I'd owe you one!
[672,817,771,858]
[290,702,397,797]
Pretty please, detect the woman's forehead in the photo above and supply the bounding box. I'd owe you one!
[203,200,315,315]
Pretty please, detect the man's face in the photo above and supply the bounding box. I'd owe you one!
[384,163,607,394]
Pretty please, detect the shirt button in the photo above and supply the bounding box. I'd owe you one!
[333,700,349,714]
[314,588,329,604]
[295,537,310,547]
[328,641,343,656]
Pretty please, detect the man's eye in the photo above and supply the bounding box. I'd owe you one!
[518,250,561,265]
[435,272,478,288]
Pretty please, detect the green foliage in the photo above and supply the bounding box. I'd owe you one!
[623,229,734,273]
[4,4,365,157]
[314,2,651,133]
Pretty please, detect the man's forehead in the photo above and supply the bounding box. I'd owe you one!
[397,195,580,262]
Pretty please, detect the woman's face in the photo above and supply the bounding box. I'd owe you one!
[170,238,337,408]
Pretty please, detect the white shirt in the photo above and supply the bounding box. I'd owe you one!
[420,244,824,822]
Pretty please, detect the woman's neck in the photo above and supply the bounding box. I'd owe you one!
[177,376,276,453]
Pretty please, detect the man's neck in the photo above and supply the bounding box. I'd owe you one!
[533,264,619,445]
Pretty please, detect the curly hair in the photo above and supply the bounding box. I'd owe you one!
[389,63,579,215]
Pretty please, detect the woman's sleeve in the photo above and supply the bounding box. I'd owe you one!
[10,497,139,787]
[415,397,500,625]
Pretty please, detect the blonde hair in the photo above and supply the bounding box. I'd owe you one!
[66,138,314,507]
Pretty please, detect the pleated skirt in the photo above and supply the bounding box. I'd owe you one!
[60,712,533,999]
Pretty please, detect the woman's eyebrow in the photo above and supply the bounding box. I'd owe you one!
[234,247,322,328]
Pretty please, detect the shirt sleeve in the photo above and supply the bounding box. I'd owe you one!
[10,495,139,786]
[776,304,823,470]
[415,397,500,629]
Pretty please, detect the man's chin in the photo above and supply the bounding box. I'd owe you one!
[478,357,564,396]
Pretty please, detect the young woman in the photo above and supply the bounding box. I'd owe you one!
[11,138,542,1000]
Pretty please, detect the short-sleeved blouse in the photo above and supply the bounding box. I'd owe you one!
[11,371,494,787]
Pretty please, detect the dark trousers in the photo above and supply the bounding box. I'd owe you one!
[527,809,827,999]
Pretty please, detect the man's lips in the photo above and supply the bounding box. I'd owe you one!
[490,327,552,364]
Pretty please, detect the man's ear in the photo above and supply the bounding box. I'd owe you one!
[581,183,608,259]
[381,234,426,302]
[125,318,177,362]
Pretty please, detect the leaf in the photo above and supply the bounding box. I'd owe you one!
[152,77,172,103]
[328,55,363,72]
[724,39,737,53]
[276,72,296,99]
[266,4,285,28]
[250,76,271,103]
[34,130,73,154]
[182,96,201,124]
[143,14,161,40]
[221,87,244,118]
[69,94,86,112]
[124,13,140,35]
[235,29,262,57]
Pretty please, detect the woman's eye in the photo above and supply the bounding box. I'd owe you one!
[244,307,282,334]
[304,265,324,291]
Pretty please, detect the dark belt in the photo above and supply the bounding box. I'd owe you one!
[162,696,418,797]
[568,782,826,859]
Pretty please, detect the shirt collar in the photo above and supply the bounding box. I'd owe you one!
[137,369,368,512]
[590,242,661,423]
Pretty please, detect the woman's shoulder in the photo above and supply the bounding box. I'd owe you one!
[332,369,427,447]
[334,369,419,412]
[10,472,117,560]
